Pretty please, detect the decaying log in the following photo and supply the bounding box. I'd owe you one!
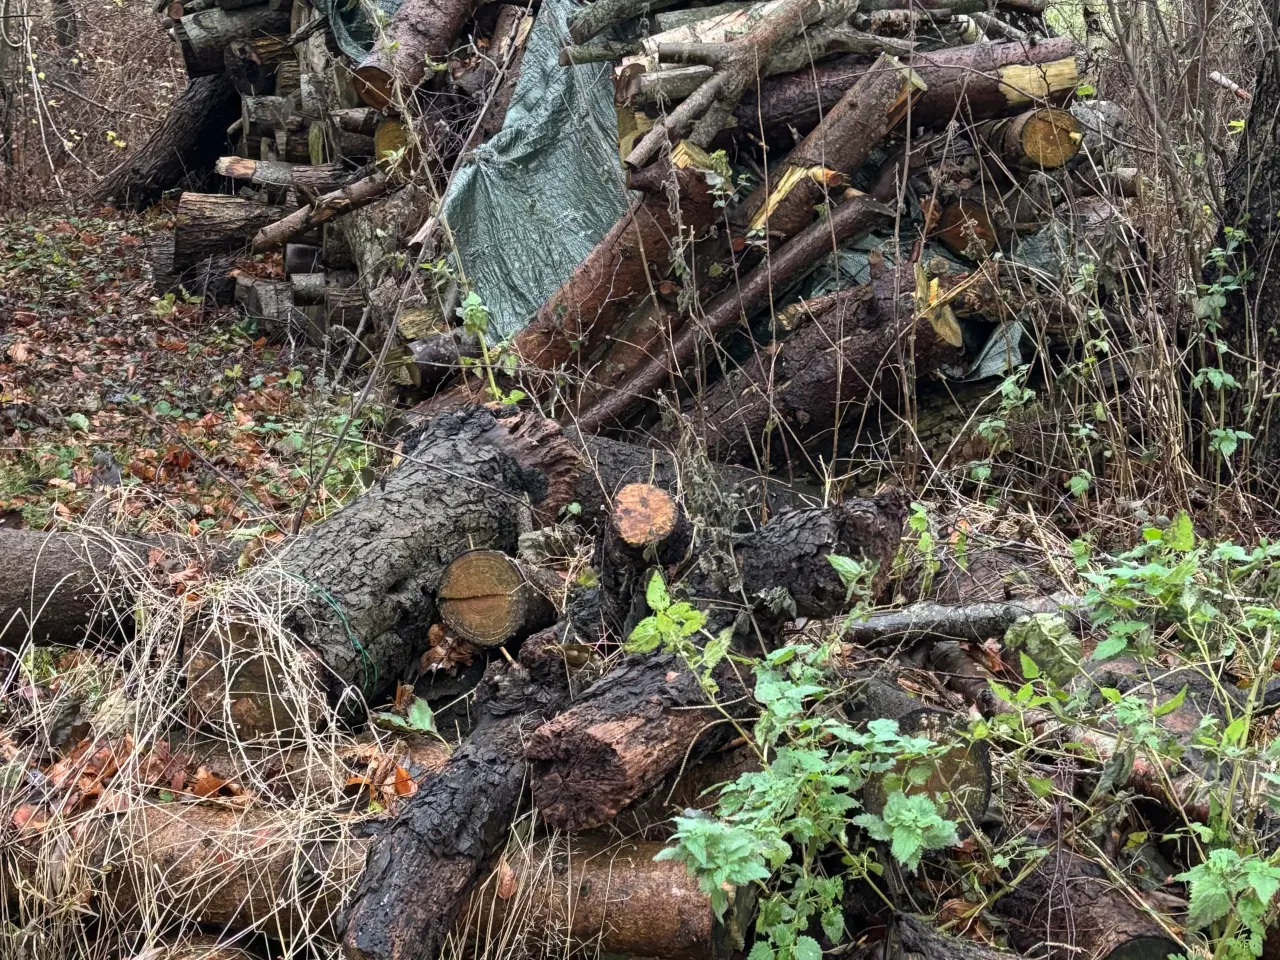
[579,193,894,433]
[741,53,923,239]
[527,489,909,831]
[464,836,752,960]
[251,173,389,252]
[96,76,239,209]
[436,550,561,647]
[174,4,290,77]
[733,38,1081,139]
[214,156,354,197]
[351,0,483,108]
[875,914,1018,960]
[4,804,365,939]
[993,848,1181,960]
[173,192,290,268]
[680,265,980,465]
[343,626,573,960]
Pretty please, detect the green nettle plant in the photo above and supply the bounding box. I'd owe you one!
[632,563,964,960]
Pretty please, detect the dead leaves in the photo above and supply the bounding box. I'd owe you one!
[420,623,475,675]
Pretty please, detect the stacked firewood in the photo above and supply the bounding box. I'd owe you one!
[114,0,1143,471]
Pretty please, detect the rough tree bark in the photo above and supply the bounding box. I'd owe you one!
[526,489,909,831]
[342,625,573,960]
[352,0,484,109]
[95,76,239,209]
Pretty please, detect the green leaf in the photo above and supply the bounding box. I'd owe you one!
[747,943,776,960]
[646,571,671,613]
[793,936,822,960]
[371,698,437,735]
[827,554,866,600]
[1018,651,1041,680]
[1152,685,1187,718]
[702,628,731,671]
[1091,634,1129,660]
[66,412,90,432]
[1164,511,1195,552]
[1026,776,1055,798]
[626,617,663,653]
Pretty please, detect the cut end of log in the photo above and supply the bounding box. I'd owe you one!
[353,66,394,111]
[613,483,679,548]
[374,117,415,171]
[437,550,528,647]
[1012,107,1082,168]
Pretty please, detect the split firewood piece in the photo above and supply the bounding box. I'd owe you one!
[844,675,991,826]
[436,550,561,648]
[173,4,290,77]
[741,54,924,240]
[608,482,693,566]
[214,157,355,198]
[527,490,909,831]
[993,848,1181,960]
[95,76,239,209]
[465,836,753,960]
[976,106,1083,169]
[678,264,979,465]
[251,172,389,252]
[343,625,574,960]
[578,193,893,433]
[351,0,484,109]
[626,0,856,169]
[732,38,1082,138]
[173,193,290,269]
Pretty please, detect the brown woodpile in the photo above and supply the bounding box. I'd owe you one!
[14,0,1190,958]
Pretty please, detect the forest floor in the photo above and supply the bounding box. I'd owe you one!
[0,206,389,539]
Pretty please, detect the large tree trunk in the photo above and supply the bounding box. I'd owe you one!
[526,490,908,831]
[342,626,573,960]
[95,76,239,210]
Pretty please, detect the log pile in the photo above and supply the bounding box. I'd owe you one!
[31,0,1192,957]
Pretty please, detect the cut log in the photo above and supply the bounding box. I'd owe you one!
[250,172,389,252]
[291,270,357,305]
[241,94,297,140]
[338,184,432,284]
[937,199,999,258]
[527,490,909,830]
[351,0,484,108]
[148,232,237,305]
[578,193,894,433]
[976,106,1083,169]
[993,848,1181,960]
[679,265,978,465]
[608,482,692,566]
[173,192,290,268]
[174,4,291,77]
[464,836,752,960]
[343,625,574,960]
[733,39,1081,140]
[741,53,924,239]
[96,76,239,209]
[263,408,580,703]
[331,106,382,136]
[435,549,561,648]
[213,156,353,197]
[235,275,296,327]
[309,120,377,164]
